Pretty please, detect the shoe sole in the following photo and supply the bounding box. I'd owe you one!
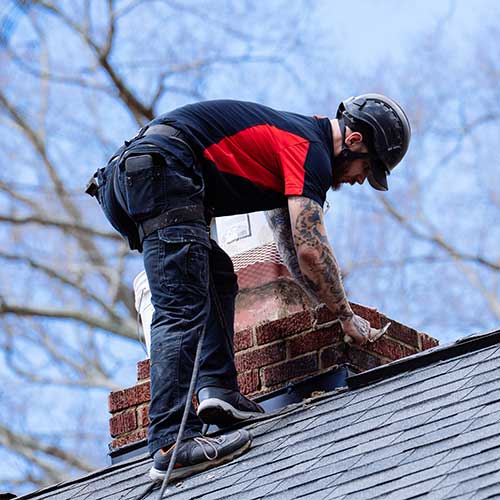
[197,398,264,426]
[148,437,252,482]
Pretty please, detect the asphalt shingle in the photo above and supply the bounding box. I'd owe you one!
[16,333,500,500]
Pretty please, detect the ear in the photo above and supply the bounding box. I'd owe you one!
[345,131,363,146]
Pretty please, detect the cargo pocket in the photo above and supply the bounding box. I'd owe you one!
[157,225,211,289]
[124,153,167,221]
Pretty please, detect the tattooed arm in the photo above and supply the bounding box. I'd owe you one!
[265,207,319,305]
[287,196,372,344]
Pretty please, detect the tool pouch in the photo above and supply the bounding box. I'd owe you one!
[123,153,167,222]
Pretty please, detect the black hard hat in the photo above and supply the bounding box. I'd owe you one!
[336,93,411,191]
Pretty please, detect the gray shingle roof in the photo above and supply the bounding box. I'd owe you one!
[17,330,500,500]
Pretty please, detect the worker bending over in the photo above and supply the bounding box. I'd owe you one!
[89,95,411,481]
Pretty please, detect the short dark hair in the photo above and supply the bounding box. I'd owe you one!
[349,121,375,154]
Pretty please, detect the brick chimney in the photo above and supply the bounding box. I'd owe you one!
[108,215,439,456]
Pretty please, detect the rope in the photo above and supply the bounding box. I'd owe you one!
[158,272,226,498]
[157,322,206,499]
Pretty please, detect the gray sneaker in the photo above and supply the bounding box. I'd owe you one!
[149,429,252,482]
[197,387,265,427]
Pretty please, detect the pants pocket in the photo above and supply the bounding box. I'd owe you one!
[124,153,166,221]
[156,224,211,288]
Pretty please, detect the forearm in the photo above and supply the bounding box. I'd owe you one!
[298,243,353,320]
[290,198,353,320]
[265,208,320,304]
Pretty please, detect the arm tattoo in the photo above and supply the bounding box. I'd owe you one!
[265,208,320,304]
[291,198,353,320]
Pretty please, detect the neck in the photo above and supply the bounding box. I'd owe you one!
[330,119,344,156]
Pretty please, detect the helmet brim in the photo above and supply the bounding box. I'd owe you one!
[368,160,389,191]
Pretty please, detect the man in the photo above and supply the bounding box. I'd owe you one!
[89,94,410,482]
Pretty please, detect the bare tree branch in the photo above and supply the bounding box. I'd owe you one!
[0,300,137,340]
[379,197,500,272]
[1,41,109,91]
[454,260,500,320]
[0,89,80,219]
[102,0,116,58]
[0,424,94,475]
[33,0,154,124]
[1,320,118,389]
[0,249,123,321]
[0,213,122,240]
[0,179,44,211]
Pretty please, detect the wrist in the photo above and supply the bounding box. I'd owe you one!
[338,309,354,323]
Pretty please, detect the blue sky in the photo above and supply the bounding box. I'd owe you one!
[317,0,493,68]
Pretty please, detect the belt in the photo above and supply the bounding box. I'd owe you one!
[143,124,197,160]
[144,123,185,138]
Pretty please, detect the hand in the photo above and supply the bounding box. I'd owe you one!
[340,314,390,346]
[340,314,371,345]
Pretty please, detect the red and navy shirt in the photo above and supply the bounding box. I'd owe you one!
[155,100,334,217]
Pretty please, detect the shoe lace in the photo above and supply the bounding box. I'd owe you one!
[193,435,224,461]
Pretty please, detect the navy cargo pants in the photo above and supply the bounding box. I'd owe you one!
[97,134,239,456]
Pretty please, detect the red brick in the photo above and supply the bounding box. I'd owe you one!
[234,328,254,352]
[255,310,313,344]
[288,324,343,358]
[262,354,317,387]
[110,428,148,450]
[137,359,150,381]
[420,332,439,350]
[109,382,151,413]
[346,348,382,371]
[385,319,419,348]
[369,337,417,361]
[351,303,382,329]
[235,342,285,372]
[319,345,346,369]
[314,304,338,326]
[314,303,383,328]
[238,370,260,395]
[137,404,150,427]
[109,409,137,437]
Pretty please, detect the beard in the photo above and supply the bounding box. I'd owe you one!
[331,157,350,191]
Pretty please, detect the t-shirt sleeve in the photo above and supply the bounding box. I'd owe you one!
[279,141,332,207]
